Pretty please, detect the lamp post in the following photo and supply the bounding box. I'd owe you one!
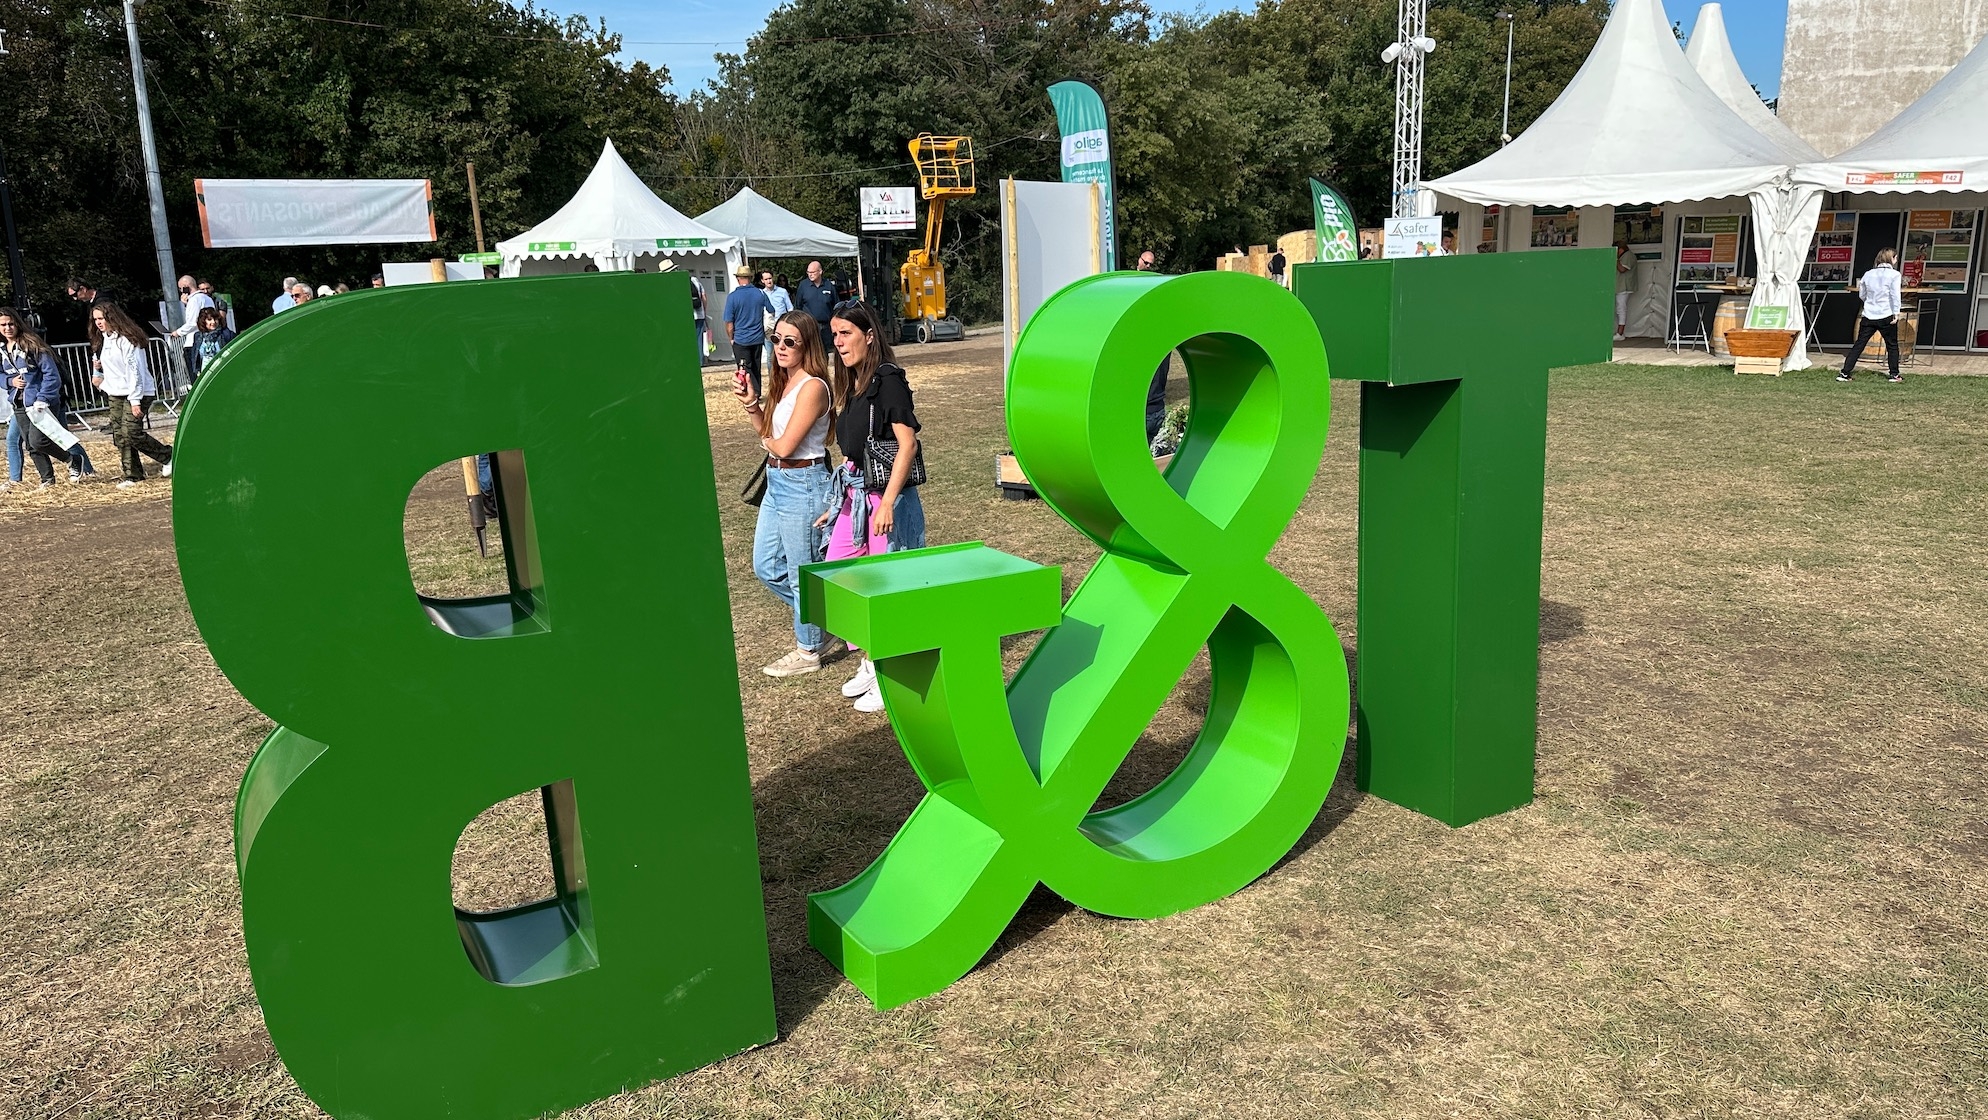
[0,28,34,323]
[1382,0,1437,218]
[121,0,181,340]
[1498,11,1515,146]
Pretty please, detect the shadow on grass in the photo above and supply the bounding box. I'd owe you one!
[751,642,1371,1032]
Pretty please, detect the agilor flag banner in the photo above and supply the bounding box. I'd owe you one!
[196,178,437,248]
[1047,80,1117,271]
[1311,177,1359,263]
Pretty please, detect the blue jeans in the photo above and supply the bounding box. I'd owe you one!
[886,485,927,551]
[4,415,20,483]
[752,462,833,650]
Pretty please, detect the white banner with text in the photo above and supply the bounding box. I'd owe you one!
[196,178,437,248]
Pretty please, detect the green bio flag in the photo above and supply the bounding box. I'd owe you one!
[1048,79,1117,271]
[1311,178,1358,263]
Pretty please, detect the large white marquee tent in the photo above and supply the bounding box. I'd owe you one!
[695,186,858,259]
[1795,30,1988,192]
[497,140,742,280]
[1426,0,1825,367]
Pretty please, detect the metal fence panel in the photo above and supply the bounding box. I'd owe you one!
[52,338,183,427]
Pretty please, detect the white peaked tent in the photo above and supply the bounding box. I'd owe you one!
[497,139,743,278]
[1426,0,1821,368]
[1795,30,1988,192]
[695,187,857,258]
[1685,4,1820,162]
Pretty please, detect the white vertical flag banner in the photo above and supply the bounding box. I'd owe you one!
[196,179,438,248]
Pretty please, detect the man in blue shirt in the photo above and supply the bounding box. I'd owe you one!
[723,264,773,398]
[271,276,299,315]
[797,260,838,354]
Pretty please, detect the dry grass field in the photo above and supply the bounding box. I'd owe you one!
[3,333,1985,1119]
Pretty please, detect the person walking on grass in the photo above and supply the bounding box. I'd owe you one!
[814,300,926,713]
[760,270,794,375]
[736,309,840,678]
[1839,248,1904,384]
[88,301,173,488]
[723,264,773,399]
[2,309,96,492]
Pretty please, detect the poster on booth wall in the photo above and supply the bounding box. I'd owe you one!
[1383,216,1443,259]
[1531,206,1578,248]
[1903,209,1976,291]
[1675,214,1743,287]
[1803,210,1857,288]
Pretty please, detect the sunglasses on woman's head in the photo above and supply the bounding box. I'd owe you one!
[772,333,805,349]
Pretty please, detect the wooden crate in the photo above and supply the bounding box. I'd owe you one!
[1733,353,1783,376]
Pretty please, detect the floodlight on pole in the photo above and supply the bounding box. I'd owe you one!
[1385,0,1436,218]
[1498,11,1516,146]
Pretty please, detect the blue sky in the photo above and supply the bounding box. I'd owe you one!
[570,0,1789,99]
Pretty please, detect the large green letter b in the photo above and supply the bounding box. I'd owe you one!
[173,274,774,1119]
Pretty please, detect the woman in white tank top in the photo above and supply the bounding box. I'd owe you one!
[736,309,838,677]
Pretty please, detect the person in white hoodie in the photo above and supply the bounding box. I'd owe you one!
[88,301,174,488]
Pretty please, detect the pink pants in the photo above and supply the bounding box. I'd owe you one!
[826,484,888,657]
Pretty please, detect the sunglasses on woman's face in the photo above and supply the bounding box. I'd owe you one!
[772,333,805,349]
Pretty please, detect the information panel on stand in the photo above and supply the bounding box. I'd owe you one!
[1674,215,1744,288]
[1802,211,1857,289]
[1903,209,1976,292]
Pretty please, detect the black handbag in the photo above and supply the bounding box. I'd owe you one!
[741,455,768,506]
[861,399,927,491]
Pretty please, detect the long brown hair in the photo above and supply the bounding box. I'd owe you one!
[756,310,836,441]
[827,299,897,410]
[88,300,147,352]
[0,307,52,360]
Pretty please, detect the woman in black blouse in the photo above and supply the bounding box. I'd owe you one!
[815,300,926,710]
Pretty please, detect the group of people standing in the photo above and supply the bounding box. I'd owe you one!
[1,299,174,493]
[733,295,924,714]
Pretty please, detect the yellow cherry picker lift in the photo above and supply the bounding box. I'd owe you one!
[900,133,974,344]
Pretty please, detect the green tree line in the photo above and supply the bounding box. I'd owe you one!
[0,0,1601,338]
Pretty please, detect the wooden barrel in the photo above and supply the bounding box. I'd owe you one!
[1709,294,1748,358]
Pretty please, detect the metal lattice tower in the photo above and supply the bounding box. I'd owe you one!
[1390,0,1430,218]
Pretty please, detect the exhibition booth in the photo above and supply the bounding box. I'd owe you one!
[1791,32,1988,355]
[1427,0,1823,368]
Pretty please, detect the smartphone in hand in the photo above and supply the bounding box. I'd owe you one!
[733,367,750,393]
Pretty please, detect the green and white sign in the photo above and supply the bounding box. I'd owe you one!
[458,252,502,265]
[1310,177,1358,263]
[656,238,707,249]
[1047,80,1117,271]
[527,241,575,253]
[1746,304,1790,329]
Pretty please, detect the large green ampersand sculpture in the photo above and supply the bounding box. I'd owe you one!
[174,273,775,1120]
[800,270,1350,1009]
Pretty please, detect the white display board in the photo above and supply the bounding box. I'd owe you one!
[859,187,918,231]
[1383,216,1444,259]
[196,178,435,247]
[381,261,484,287]
[1000,179,1103,371]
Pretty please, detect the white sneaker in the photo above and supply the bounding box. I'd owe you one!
[116,479,139,490]
[162,460,173,478]
[761,646,821,677]
[853,681,885,713]
[841,658,877,698]
[33,481,51,492]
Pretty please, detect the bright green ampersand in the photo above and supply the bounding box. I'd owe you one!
[173,273,775,1120]
[801,270,1351,1009]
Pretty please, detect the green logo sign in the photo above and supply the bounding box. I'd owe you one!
[172,253,1615,1116]
[459,251,502,265]
[1746,304,1789,329]
[656,237,707,249]
[1310,176,1359,262]
[526,240,575,252]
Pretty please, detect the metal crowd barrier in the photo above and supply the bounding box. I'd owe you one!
[51,338,186,429]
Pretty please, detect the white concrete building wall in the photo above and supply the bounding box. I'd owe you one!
[1780,0,1988,158]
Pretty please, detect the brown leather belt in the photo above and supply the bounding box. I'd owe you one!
[767,456,826,469]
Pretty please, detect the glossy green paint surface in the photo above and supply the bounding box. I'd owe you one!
[801,271,1351,1009]
[1292,250,1614,826]
[173,273,775,1119]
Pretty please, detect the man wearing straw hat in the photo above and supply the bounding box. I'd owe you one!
[722,263,773,398]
